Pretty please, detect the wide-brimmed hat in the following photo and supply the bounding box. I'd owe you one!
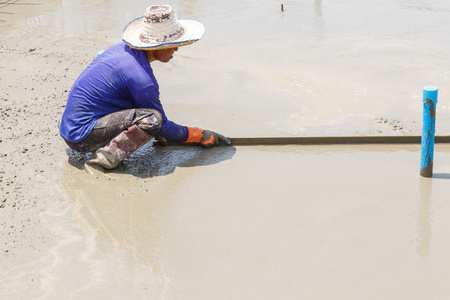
[122,5,205,50]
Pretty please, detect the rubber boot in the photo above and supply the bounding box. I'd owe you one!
[86,125,153,169]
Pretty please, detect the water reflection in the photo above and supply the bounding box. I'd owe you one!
[314,0,323,27]
[417,177,433,257]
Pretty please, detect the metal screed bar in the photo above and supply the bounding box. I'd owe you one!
[161,135,450,146]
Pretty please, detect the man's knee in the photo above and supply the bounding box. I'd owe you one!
[136,109,162,135]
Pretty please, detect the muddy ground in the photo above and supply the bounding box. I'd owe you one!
[2,1,450,299]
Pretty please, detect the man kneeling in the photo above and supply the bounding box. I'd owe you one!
[59,5,230,169]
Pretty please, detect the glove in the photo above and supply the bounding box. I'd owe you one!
[185,127,231,148]
[155,136,168,146]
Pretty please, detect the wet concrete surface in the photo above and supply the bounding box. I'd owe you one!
[61,144,450,299]
[1,0,450,299]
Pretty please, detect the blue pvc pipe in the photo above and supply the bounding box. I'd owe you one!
[420,86,438,177]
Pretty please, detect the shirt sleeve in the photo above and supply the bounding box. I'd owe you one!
[128,80,189,142]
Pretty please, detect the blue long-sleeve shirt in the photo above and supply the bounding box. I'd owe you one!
[59,42,188,143]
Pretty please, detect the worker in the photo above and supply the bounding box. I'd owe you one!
[59,5,230,169]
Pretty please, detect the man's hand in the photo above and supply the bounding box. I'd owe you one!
[185,127,231,148]
[155,136,168,146]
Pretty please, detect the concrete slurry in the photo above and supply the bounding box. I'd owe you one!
[1,0,450,299]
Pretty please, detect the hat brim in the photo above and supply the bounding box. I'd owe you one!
[122,17,205,50]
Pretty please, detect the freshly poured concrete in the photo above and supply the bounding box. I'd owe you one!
[1,0,450,299]
[58,144,450,299]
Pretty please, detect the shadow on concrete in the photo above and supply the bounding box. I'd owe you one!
[432,173,450,180]
[65,141,236,179]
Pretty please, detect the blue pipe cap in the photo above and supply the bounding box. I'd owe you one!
[423,86,438,103]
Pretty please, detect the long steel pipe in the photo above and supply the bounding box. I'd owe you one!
[162,135,450,146]
[228,135,450,146]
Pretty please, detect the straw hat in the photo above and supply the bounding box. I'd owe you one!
[122,5,205,50]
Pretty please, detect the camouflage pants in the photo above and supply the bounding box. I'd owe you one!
[64,108,162,153]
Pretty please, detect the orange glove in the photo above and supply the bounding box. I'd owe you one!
[185,127,231,148]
